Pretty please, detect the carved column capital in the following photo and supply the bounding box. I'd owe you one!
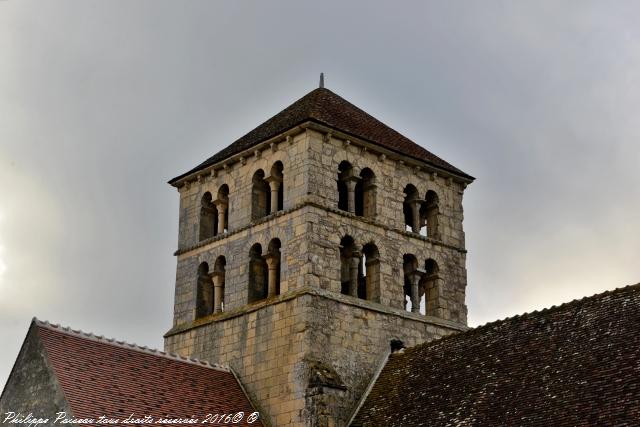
[408,198,425,208]
[211,270,225,286]
[265,175,282,186]
[264,252,280,269]
[406,268,425,285]
[342,175,360,191]
[349,252,362,268]
[213,198,228,210]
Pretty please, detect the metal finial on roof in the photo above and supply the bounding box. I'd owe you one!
[319,72,325,88]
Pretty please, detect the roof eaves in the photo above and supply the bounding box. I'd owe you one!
[168,119,474,188]
[167,120,313,187]
[34,319,230,373]
[304,119,475,181]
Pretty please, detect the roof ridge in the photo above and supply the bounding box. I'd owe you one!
[405,282,640,354]
[33,318,230,373]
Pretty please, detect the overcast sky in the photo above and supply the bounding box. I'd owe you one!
[1,1,639,386]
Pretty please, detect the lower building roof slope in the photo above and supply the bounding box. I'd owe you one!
[351,283,640,427]
[23,320,263,427]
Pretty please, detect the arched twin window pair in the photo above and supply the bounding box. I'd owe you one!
[195,256,226,318]
[248,239,282,303]
[337,162,376,217]
[403,185,440,239]
[403,255,440,316]
[199,185,229,241]
[339,236,381,302]
[252,161,284,221]
[198,162,286,242]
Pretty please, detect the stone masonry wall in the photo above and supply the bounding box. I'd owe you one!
[177,131,309,250]
[0,327,71,423]
[166,293,308,427]
[305,129,467,249]
[302,291,463,426]
[173,200,467,327]
[173,208,309,325]
[164,289,464,427]
[172,130,310,325]
[303,204,468,323]
[303,129,468,323]
[173,128,469,326]
[168,125,472,426]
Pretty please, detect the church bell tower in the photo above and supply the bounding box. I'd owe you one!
[164,83,474,426]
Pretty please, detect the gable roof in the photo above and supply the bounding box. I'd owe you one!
[351,283,640,426]
[169,87,473,185]
[29,320,263,426]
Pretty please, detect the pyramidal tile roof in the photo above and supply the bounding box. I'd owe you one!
[169,87,473,184]
[351,283,640,426]
[11,320,263,426]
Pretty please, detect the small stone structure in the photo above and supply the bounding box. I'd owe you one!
[164,86,474,426]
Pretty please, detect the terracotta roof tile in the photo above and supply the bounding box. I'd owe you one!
[169,88,473,184]
[35,321,263,426]
[352,283,640,426]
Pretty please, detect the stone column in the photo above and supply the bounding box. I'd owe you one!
[407,269,425,313]
[211,270,225,313]
[349,251,361,297]
[265,253,280,298]
[409,199,424,233]
[265,176,282,214]
[214,199,228,234]
[344,177,360,214]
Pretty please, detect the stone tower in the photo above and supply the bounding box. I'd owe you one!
[164,85,474,426]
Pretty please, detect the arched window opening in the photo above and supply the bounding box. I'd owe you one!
[356,168,376,218]
[252,170,270,220]
[267,161,284,214]
[266,238,282,297]
[361,243,380,302]
[421,258,440,316]
[339,236,360,296]
[214,185,229,234]
[212,256,226,313]
[248,243,268,303]
[403,185,422,234]
[403,254,423,313]
[199,192,217,241]
[337,161,356,213]
[195,262,213,318]
[424,191,440,239]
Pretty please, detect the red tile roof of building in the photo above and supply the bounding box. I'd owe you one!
[34,320,263,426]
[169,87,474,185]
[351,283,640,426]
